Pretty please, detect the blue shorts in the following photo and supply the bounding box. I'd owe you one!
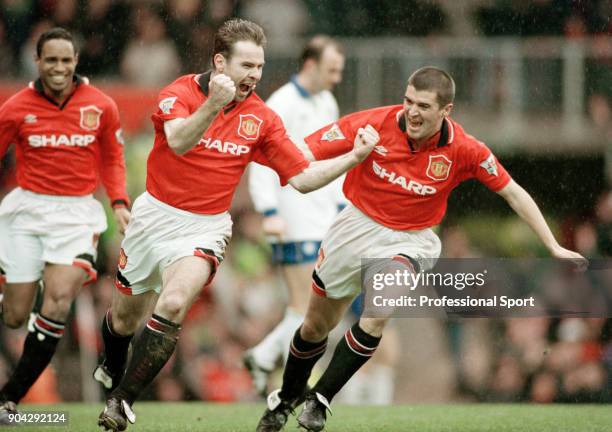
[271,241,322,265]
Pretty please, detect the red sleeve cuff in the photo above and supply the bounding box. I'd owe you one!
[279,160,310,186]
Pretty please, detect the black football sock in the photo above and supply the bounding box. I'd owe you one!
[279,326,327,402]
[101,310,133,379]
[312,322,381,402]
[0,313,64,403]
[111,314,180,405]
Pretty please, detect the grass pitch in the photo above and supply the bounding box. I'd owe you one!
[14,402,612,431]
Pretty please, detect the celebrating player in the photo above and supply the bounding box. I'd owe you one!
[255,66,587,432]
[244,35,346,396]
[0,27,130,424]
[96,19,378,431]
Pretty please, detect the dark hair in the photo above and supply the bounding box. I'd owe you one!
[407,66,455,107]
[298,35,344,69]
[212,18,266,62]
[36,27,76,57]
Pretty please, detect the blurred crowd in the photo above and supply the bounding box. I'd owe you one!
[0,0,610,83]
[0,0,611,406]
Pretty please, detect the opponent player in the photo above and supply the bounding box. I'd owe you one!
[256,66,587,432]
[0,27,129,424]
[96,19,378,431]
[244,35,346,396]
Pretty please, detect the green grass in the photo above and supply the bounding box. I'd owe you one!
[13,402,612,432]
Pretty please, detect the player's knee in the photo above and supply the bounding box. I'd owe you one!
[359,317,388,336]
[2,308,29,329]
[112,307,141,335]
[157,293,187,322]
[300,319,331,342]
[42,291,74,320]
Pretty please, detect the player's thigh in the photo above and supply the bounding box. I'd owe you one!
[156,256,213,323]
[36,194,107,284]
[0,213,45,285]
[2,282,39,328]
[301,292,355,341]
[40,263,88,321]
[282,262,315,313]
[110,288,158,336]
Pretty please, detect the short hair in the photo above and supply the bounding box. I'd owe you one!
[36,27,76,58]
[407,67,455,107]
[298,35,344,69]
[212,18,266,62]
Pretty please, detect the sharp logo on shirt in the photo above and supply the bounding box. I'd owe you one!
[80,105,103,131]
[238,114,263,140]
[321,124,345,141]
[28,134,96,147]
[372,161,437,196]
[24,114,37,124]
[374,145,388,156]
[426,154,452,181]
[159,96,177,114]
[479,154,499,177]
[198,137,250,156]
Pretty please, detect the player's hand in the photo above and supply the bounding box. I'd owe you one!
[262,215,286,238]
[551,246,588,272]
[352,124,379,162]
[208,73,236,109]
[113,207,131,235]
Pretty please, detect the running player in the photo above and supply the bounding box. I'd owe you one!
[255,66,587,432]
[96,19,378,431]
[0,27,129,424]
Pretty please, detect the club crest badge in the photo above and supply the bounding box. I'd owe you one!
[80,105,103,131]
[118,248,128,269]
[479,153,499,177]
[321,124,345,141]
[238,114,263,140]
[426,154,452,181]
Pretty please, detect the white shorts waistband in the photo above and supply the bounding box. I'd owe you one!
[18,187,94,203]
[143,192,230,221]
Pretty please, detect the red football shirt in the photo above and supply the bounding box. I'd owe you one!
[147,73,309,214]
[0,77,128,204]
[306,105,512,230]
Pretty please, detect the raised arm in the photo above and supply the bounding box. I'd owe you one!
[164,74,236,155]
[288,125,378,193]
[497,179,587,269]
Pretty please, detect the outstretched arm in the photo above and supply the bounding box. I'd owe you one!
[497,179,588,269]
[288,125,378,193]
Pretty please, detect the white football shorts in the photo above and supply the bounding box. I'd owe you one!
[312,204,441,299]
[115,192,232,296]
[0,187,107,284]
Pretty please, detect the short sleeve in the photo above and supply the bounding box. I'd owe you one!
[304,115,357,160]
[252,114,309,185]
[468,140,512,192]
[153,80,194,122]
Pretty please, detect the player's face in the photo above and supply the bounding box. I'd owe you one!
[221,40,265,101]
[36,38,78,97]
[403,85,452,142]
[314,47,344,92]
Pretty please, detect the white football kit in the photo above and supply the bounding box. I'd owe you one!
[248,77,345,264]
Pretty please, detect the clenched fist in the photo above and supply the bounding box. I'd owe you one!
[352,124,379,162]
[208,74,236,109]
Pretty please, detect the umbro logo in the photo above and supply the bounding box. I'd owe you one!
[374,145,388,156]
[24,114,37,124]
